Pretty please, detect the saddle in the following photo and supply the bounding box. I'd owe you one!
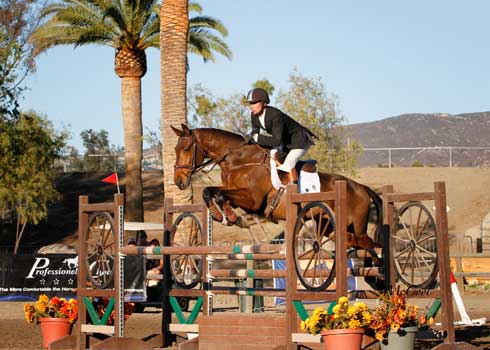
[274,151,318,185]
[266,153,320,221]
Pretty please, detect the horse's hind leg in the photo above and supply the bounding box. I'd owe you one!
[348,219,382,265]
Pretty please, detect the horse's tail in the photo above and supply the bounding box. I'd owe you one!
[363,184,385,245]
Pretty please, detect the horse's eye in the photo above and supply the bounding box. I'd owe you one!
[184,145,191,152]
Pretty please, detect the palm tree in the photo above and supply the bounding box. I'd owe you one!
[160,0,189,205]
[31,0,231,220]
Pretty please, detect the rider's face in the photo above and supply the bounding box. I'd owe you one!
[249,101,265,116]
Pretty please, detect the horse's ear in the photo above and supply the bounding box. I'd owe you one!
[170,125,184,137]
[181,123,192,136]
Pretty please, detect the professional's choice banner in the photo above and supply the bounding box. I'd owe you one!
[0,253,146,302]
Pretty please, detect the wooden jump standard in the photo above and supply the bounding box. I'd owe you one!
[69,181,475,350]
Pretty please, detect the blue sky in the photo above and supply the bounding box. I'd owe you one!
[23,1,490,151]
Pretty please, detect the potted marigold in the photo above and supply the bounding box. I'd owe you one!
[24,294,78,349]
[369,288,434,350]
[300,296,372,350]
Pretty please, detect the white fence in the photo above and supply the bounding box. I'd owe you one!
[361,146,490,168]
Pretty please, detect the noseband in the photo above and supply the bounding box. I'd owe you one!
[174,134,200,174]
[174,134,215,177]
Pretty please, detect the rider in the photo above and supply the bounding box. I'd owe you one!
[244,87,317,183]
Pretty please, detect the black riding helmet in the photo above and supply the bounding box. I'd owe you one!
[246,87,270,104]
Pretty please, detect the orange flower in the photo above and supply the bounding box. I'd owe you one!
[23,295,78,324]
[369,287,432,343]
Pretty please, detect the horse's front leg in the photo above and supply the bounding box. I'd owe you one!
[202,186,226,223]
[202,186,259,228]
[218,188,261,228]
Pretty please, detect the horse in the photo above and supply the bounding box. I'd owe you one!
[62,257,78,269]
[171,124,383,254]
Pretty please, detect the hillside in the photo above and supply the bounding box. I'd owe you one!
[348,112,490,166]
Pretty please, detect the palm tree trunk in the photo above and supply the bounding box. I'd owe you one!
[121,77,144,221]
[160,0,191,205]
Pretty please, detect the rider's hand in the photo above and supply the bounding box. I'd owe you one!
[243,133,257,143]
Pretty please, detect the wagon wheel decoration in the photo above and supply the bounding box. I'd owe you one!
[293,202,336,291]
[392,201,438,289]
[170,212,203,289]
[84,211,116,289]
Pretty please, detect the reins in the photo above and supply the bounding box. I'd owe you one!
[175,135,270,179]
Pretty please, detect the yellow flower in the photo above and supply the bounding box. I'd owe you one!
[312,307,326,317]
[36,301,47,313]
[349,319,361,329]
[362,311,371,323]
[353,302,367,311]
[332,304,341,314]
[338,296,348,305]
[347,306,356,317]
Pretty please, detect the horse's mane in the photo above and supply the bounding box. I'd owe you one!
[194,128,245,144]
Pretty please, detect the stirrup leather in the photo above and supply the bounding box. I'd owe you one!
[265,186,285,221]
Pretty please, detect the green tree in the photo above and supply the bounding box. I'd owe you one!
[187,73,360,174]
[0,110,65,254]
[276,70,361,175]
[31,0,231,220]
[80,129,122,172]
[61,145,84,172]
[187,83,218,128]
[253,78,275,97]
[0,0,42,118]
[188,79,275,134]
[143,125,162,169]
[216,93,250,134]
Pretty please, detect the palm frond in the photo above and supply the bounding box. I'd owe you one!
[189,1,202,14]
[32,0,232,62]
[190,16,228,36]
[189,28,232,60]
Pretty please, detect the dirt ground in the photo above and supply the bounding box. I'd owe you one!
[3,167,490,349]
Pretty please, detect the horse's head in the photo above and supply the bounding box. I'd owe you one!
[171,124,206,190]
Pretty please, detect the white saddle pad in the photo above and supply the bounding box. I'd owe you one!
[299,170,320,193]
[269,150,320,193]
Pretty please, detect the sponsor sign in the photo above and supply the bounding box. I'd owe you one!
[0,253,146,302]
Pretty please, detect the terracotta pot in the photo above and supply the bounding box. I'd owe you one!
[380,326,417,350]
[320,328,364,350]
[39,317,73,349]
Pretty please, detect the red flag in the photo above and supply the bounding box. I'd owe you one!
[450,270,457,284]
[101,173,118,184]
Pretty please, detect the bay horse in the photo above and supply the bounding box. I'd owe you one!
[171,124,382,253]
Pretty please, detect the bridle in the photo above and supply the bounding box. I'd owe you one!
[174,133,270,186]
[174,134,214,176]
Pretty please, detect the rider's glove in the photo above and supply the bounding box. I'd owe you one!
[243,133,257,143]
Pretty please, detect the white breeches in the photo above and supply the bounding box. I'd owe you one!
[276,146,310,172]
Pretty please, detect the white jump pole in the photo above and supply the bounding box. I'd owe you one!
[450,271,486,326]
